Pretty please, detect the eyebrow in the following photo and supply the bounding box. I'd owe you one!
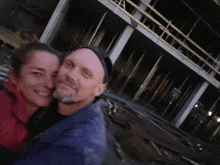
[30,67,45,72]
[65,58,94,77]
[64,58,74,65]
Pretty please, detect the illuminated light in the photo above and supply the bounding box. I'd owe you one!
[195,104,198,108]
[217,118,220,122]
[208,111,212,116]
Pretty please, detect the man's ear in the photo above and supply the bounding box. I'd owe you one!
[7,68,19,84]
[94,84,106,97]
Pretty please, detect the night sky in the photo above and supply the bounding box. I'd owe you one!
[154,0,220,56]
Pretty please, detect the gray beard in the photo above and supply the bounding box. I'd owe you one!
[53,90,75,104]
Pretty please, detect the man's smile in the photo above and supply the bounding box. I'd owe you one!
[57,81,78,91]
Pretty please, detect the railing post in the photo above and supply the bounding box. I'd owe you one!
[114,0,123,13]
[160,20,171,38]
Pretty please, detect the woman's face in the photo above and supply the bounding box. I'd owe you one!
[16,50,60,108]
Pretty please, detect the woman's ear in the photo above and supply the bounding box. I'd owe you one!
[94,84,106,97]
[7,68,18,84]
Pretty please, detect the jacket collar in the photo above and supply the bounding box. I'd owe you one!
[39,101,101,142]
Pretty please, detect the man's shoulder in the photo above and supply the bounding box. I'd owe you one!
[65,104,105,137]
[58,100,106,140]
[39,99,106,143]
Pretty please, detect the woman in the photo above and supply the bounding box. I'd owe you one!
[0,41,62,154]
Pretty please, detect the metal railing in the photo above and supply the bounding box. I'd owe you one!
[109,0,220,84]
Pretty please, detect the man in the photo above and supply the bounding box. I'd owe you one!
[13,46,112,165]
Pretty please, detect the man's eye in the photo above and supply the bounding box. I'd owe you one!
[82,71,90,78]
[65,61,72,68]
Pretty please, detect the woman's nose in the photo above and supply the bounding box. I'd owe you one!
[45,75,54,89]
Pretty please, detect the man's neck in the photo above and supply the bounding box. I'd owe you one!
[58,99,92,116]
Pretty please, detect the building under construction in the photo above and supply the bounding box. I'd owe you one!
[1,0,220,164]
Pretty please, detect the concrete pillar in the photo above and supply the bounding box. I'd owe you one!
[133,0,152,19]
[109,0,152,64]
[109,26,134,64]
[40,0,69,45]
[173,81,209,128]
[173,54,220,128]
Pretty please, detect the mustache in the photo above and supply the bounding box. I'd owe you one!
[57,77,79,91]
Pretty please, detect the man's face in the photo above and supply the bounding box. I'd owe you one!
[54,48,106,104]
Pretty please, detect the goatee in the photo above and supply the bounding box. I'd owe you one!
[53,90,75,104]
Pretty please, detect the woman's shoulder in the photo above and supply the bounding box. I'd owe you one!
[0,90,11,107]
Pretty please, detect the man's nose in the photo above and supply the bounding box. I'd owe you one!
[66,68,79,82]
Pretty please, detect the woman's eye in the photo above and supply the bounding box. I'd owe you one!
[52,74,57,78]
[33,72,42,76]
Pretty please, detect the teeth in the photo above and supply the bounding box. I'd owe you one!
[37,91,50,97]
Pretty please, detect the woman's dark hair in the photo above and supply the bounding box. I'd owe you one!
[11,42,63,77]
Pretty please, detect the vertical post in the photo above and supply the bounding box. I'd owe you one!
[119,52,146,95]
[92,30,106,46]
[160,21,171,38]
[193,96,220,134]
[73,26,87,49]
[186,18,200,37]
[109,26,134,64]
[106,32,118,52]
[133,55,163,101]
[170,85,192,116]
[209,125,220,141]
[81,24,94,46]
[109,0,152,64]
[143,0,159,24]
[162,76,188,117]
[87,11,107,46]
[68,27,84,50]
[179,90,191,109]
[145,74,161,97]
[173,81,209,128]
[112,51,135,88]
[40,0,69,45]
[157,79,175,103]
[178,18,200,51]
[114,0,123,13]
[173,51,220,128]
[149,70,171,103]
[179,76,189,91]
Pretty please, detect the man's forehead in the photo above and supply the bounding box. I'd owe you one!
[66,49,105,74]
[67,49,100,63]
